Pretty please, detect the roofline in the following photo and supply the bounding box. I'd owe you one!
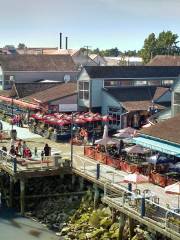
[39,92,77,104]
[3,70,79,73]
[88,77,178,80]
[140,133,180,147]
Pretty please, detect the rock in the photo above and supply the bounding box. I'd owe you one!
[61,227,71,236]
[87,228,105,238]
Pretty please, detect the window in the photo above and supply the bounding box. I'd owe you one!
[108,107,121,126]
[78,81,89,100]
[162,80,173,85]
[4,75,15,84]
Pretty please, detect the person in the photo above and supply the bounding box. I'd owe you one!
[41,151,44,161]
[118,140,124,155]
[2,146,7,152]
[23,147,32,159]
[22,141,27,155]
[0,121,3,131]
[44,143,51,157]
[19,114,23,127]
[17,139,23,156]
[91,131,96,146]
[0,131,3,142]
[9,145,16,156]
[10,138,15,149]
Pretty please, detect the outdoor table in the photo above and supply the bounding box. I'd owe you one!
[150,171,167,187]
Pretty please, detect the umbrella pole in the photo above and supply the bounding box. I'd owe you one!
[178,195,179,209]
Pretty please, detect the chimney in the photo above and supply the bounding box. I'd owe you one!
[65,37,68,50]
[59,32,62,49]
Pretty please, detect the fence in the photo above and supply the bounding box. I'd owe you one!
[72,154,180,236]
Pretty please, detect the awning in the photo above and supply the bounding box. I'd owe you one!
[132,136,180,157]
[0,95,40,110]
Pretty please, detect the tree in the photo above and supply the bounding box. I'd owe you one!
[17,43,27,49]
[140,31,180,63]
[156,31,179,55]
[139,33,157,63]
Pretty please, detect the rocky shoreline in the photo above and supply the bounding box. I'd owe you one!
[0,174,166,239]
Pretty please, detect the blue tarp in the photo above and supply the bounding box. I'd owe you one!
[133,136,180,157]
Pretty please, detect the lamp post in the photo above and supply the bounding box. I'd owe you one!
[11,97,14,131]
[70,113,74,166]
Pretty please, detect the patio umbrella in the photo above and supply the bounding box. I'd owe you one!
[123,172,149,189]
[165,182,180,209]
[125,145,148,154]
[95,124,119,148]
[74,118,86,124]
[102,115,113,122]
[113,131,134,139]
[117,127,136,135]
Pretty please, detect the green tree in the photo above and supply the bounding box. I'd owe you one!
[139,33,157,63]
[156,31,179,55]
[17,43,27,49]
[140,31,180,63]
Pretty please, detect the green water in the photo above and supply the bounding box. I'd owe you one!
[0,206,59,240]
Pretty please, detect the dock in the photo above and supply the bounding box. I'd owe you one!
[0,148,180,239]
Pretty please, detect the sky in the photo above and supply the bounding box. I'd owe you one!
[0,0,180,51]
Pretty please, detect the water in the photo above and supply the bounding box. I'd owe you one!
[0,206,59,240]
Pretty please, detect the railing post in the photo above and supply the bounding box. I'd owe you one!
[13,157,17,173]
[141,196,146,217]
[128,183,132,192]
[96,163,100,180]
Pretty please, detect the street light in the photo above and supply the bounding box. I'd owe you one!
[9,78,15,131]
[11,97,14,131]
[70,112,74,166]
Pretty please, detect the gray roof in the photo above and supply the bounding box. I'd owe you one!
[0,55,77,71]
[104,86,157,102]
[84,66,180,79]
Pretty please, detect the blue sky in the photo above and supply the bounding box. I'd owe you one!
[0,0,180,51]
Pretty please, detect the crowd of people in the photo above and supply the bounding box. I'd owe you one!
[12,114,24,127]
[2,138,51,161]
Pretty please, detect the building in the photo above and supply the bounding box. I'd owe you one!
[133,114,180,157]
[89,54,107,66]
[0,55,78,90]
[77,66,180,129]
[147,55,180,66]
[23,82,77,113]
[44,48,98,68]
[105,56,143,66]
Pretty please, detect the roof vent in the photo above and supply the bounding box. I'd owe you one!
[64,74,71,83]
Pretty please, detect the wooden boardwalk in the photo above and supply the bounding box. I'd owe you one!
[0,143,180,239]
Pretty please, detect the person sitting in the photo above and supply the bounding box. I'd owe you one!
[9,145,16,156]
[23,147,32,159]
[2,146,7,152]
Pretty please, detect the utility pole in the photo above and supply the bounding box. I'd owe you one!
[84,45,91,56]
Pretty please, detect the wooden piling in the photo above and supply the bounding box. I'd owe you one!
[93,184,99,209]
[118,213,126,240]
[79,176,84,191]
[9,176,14,208]
[128,217,135,239]
[20,179,25,216]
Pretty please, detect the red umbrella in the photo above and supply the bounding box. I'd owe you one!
[165,182,180,208]
[102,115,113,122]
[57,119,70,126]
[74,118,86,124]
[123,173,149,189]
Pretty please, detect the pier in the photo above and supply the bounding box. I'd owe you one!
[0,148,180,239]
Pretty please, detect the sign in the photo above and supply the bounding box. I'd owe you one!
[59,104,77,112]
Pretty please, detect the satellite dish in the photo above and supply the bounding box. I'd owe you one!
[64,74,71,83]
